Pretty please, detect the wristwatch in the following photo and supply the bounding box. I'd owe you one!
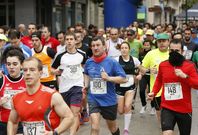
[53,130,58,135]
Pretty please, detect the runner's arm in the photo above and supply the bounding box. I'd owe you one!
[7,100,20,135]
[51,93,74,134]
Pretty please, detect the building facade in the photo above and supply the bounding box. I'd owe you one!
[0,0,90,34]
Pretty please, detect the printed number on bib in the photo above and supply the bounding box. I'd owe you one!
[90,78,107,94]
[120,75,134,87]
[41,65,49,78]
[3,89,22,109]
[62,65,82,79]
[164,82,183,100]
[23,121,45,135]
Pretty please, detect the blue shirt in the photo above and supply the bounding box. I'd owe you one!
[84,57,126,106]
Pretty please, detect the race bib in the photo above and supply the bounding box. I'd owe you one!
[164,82,183,100]
[185,50,193,60]
[3,89,22,109]
[41,65,49,78]
[120,75,134,87]
[23,121,45,135]
[62,64,82,79]
[90,78,107,94]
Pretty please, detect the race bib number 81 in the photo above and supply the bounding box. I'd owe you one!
[23,121,45,135]
[164,82,183,100]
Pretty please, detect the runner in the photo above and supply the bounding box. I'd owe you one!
[84,36,127,135]
[148,39,198,135]
[115,42,140,135]
[0,46,25,135]
[52,32,87,135]
[139,33,170,126]
[7,57,74,135]
[31,31,57,90]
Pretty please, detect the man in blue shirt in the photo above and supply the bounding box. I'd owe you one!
[84,36,127,135]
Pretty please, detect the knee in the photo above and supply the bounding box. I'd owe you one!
[91,124,100,133]
[124,105,132,113]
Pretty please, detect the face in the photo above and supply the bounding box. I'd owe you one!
[184,30,191,41]
[32,37,41,49]
[42,27,50,39]
[156,26,162,33]
[143,42,151,50]
[91,39,105,57]
[75,26,83,33]
[0,29,4,34]
[22,60,42,86]
[110,29,119,41]
[28,24,36,35]
[57,33,65,45]
[169,43,183,54]
[127,33,135,41]
[173,34,182,40]
[65,35,76,50]
[0,40,6,48]
[120,43,130,56]
[75,33,82,44]
[10,38,20,47]
[6,56,22,78]
[157,39,169,52]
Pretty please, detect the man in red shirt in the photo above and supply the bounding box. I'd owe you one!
[7,57,74,135]
[148,39,198,135]
[21,23,37,48]
[42,26,60,52]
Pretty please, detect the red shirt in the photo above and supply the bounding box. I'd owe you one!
[13,85,60,131]
[0,75,26,122]
[21,36,33,48]
[43,37,59,52]
[153,60,198,113]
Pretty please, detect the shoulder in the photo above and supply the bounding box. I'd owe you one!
[40,85,56,94]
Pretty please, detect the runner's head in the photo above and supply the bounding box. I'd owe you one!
[91,36,106,57]
[3,46,25,78]
[156,33,170,52]
[22,57,43,86]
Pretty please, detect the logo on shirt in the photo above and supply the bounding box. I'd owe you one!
[25,100,34,104]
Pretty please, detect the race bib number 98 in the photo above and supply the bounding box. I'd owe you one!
[164,82,183,100]
[90,78,107,94]
[23,121,45,135]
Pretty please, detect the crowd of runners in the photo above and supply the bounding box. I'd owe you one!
[0,21,198,135]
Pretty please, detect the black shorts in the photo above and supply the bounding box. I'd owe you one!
[41,80,58,90]
[88,102,117,121]
[0,122,23,135]
[116,84,136,96]
[61,86,83,107]
[161,108,192,135]
[153,96,161,110]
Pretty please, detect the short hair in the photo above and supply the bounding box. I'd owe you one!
[28,23,37,28]
[120,41,130,49]
[170,39,184,50]
[56,31,65,39]
[143,40,154,46]
[2,46,25,64]
[8,30,21,39]
[65,32,76,40]
[23,57,43,71]
[91,36,105,46]
[31,31,42,40]
[75,22,85,29]
[184,28,192,33]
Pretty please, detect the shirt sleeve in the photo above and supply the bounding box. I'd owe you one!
[51,53,63,69]
[47,47,56,59]
[152,63,163,95]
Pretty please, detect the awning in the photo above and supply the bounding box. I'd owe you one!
[175,3,198,21]
[148,5,175,13]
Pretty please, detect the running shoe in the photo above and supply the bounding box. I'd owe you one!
[139,106,146,114]
[123,129,129,135]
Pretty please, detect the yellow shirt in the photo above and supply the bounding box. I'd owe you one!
[142,49,169,97]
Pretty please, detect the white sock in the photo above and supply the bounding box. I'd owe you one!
[124,113,132,130]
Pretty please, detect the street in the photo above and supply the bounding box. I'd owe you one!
[66,90,198,135]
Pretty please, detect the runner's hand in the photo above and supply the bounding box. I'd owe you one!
[0,96,9,106]
[174,69,188,78]
[147,92,154,101]
[101,71,110,81]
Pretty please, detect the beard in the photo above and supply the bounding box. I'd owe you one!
[185,37,191,42]
[169,51,185,66]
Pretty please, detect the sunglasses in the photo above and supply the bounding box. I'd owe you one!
[170,49,180,52]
